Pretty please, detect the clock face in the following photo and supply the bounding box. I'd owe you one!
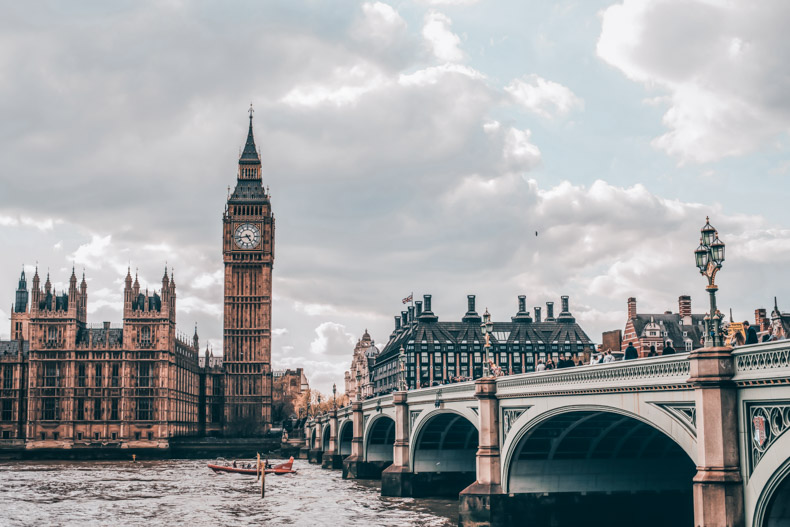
[234,223,261,249]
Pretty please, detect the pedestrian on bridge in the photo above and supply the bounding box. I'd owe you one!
[662,342,676,355]
[624,342,638,360]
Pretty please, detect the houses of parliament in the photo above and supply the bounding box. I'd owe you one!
[0,112,275,452]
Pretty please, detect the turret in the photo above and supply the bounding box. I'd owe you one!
[14,268,28,313]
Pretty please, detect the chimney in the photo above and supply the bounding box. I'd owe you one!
[407,305,415,322]
[678,295,692,318]
[627,297,637,319]
[415,301,423,317]
[561,296,569,314]
[463,294,481,323]
[557,295,575,323]
[534,306,542,323]
[755,308,767,330]
[545,302,555,321]
[395,316,401,330]
[401,311,408,327]
[103,321,110,330]
[424,294,432,313]
[518,295,526,313]
[512,295,532,322]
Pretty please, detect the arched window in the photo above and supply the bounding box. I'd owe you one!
[140,327,151,346]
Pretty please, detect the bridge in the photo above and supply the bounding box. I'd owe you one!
[301,342,790,526]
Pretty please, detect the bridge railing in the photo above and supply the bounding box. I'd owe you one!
[404,381,476,405]
[495,353,692,397]
[732,340,790,384]
[361,393,394,413]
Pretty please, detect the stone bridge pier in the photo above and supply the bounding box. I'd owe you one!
[309,342,790,526]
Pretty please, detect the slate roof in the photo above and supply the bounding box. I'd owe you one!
[239,116,261,165]
[229,179,268,202]
[0,340,28,356]
[631,313,706,348]
[77,328,123,347]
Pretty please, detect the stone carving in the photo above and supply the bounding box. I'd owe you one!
[468,406,479,416]
[748,402,790,474]
[363,414,369,431]
[409,410,421,434]
[501,407,530,439]
[652,402,697,437]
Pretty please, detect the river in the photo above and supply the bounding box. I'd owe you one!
[0,458,457,527]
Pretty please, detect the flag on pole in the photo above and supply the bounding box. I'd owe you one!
[402,293,413,304]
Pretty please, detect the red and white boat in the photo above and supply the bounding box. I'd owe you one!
[208,456,297,476]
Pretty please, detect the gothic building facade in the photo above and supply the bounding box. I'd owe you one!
[344,330,379,399]
[0,111,276,450]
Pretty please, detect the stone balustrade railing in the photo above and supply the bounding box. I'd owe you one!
[732,340,790,384]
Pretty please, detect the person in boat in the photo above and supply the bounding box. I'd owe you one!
[232,460,237,468]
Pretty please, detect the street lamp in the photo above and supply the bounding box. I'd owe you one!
[317,394,322,415]
[398,345,407,391]
[695,216,726,347]
[332,383,337,409]
[481,308,494,378]
[307,396,312,418]
[355,370,362,402]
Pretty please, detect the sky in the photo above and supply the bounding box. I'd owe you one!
[1,0,789,395]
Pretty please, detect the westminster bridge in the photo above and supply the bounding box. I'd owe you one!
[302,342,790,526]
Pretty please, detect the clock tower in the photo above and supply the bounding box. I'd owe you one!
[222,108,274,435]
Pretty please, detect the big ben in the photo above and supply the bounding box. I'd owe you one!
[222,107,274,435]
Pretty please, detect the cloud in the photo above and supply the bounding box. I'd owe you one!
[309,322,357,357]
[597,0,790,163]
[422,10,464,62]
[505,74,583,118]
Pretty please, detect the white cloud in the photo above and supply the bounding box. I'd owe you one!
[597,0,790,163]
[280,64,389,107]
[0,213,60,231]
[398,63,484,86]
[422,10,464,62]
[505,74,583,118]
[417,0,481,4]
[71,234,113,270]
[309,322,357,357]
[353,2,407,44]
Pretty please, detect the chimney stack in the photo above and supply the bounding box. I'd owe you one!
[415,301,423,317]
[678,295,692,318]
[545,301,555,321]
[627,297,637,319]
[518,295,526,313]
[561,296,569,314]
[424,294,432,313]
[534,306,542,323]
[512,295,532,322]
[755,308,768,331]
[401,311,408,327]
[395,316,401,330]
[557,295,575,323]
[463,294,481,322]
[407,305,415,323]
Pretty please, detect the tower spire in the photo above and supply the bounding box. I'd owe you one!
[239,104,261,172]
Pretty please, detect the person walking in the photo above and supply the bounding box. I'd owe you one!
[536,359,546,372]
[602,350,615,363]
[545,357,556,370]
[744,321,759,345]
[730,330,745,347]
[662,342,676,355]
[647,345,657,357]
[624,342,638,360]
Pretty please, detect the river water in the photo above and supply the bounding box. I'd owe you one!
[0,459,457,527]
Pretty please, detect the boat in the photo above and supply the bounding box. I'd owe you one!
[207,456,297,476]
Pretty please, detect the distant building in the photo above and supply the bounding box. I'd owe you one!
[344,330,379,399]
[601,329,622,352]
[621,295,705,355]
[272,368,309,422]
[371,294,595,396]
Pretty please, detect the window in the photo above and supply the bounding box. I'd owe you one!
[111,432,117,441]
[93,399,102,421]
[76,399,85,421]
[147,432,153,440]
[137,363,151,387]
[499,352,508,366]
[41,432,46,440]
[44,363,59,387]
[134,432,141,440]
[3,365,12,389]
[447,354,455,364]
[52,432,59,440]
[94,364,103,388]
[111,364,120,387]
[43,398,58,420]
[94,432,99,440]
[137,398,153,420]
[77,432,83,440]
[47,326,57,344]
[140,326,151,346]
[685,341,693,351]
[77,364,86,387]
[513,354,521,364]
[111,399,119,420]
[2,399,12,421]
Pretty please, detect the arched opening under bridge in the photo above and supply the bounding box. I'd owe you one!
[411,412,478,497]
[761,462,790,527]
[505,410,695,527]
[322,424,331,453]
[339,421,353,457]
[363,415,394,478]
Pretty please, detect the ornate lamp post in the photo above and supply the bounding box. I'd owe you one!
[355,370,362,402]
[317,394,322,415]
[398,345,407,391]
[481,308,494,378]
[694,216,726,347]
[332,383,337,409]
[307,393,312,418]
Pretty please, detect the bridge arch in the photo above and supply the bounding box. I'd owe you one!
[409,409,479,497]
[502,406,696,526]
[749,426,790,527]
[322,422,331,452]
[364,414,395,463]
[310,426,318,449]
[338,419,353,457]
